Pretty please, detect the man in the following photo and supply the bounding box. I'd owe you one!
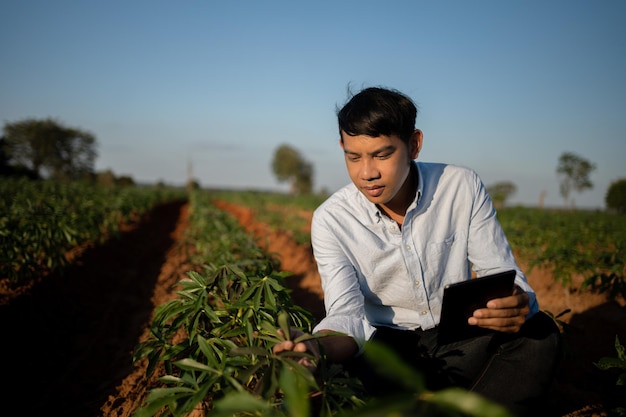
[274,87,560,416]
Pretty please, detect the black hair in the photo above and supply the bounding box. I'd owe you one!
[337,87,418,144]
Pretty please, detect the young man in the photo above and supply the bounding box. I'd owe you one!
[274,87,561,416]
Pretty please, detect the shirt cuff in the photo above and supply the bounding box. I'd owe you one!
[313,315,377,353]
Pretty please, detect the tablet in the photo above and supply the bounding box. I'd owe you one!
[437,270,516,345]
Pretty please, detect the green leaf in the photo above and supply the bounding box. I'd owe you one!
[424,387,515,417]
[279,363,310,417]
[596,357,626,371]
[265,280,277,309]
[278,310,291,340]
[229,346,269,357]
[213,391,272,415]
[174,358,215,373]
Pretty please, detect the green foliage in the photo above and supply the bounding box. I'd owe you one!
[595,336,626,415]
[271,144,314,195]
[0,177,185,285]
[606,178,626,214]
[2,117,98,180]
[133,193,360,416]
[556,152,596,207]
[498,207,626,299]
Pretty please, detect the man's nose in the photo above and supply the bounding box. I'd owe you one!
[360,159,380,180]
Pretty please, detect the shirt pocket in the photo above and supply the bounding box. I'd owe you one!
[426,231,466,283]
[428,234,457,256]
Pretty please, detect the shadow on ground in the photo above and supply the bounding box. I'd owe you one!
[0,200,186,417]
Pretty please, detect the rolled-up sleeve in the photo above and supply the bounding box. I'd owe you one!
[310,211,376,351]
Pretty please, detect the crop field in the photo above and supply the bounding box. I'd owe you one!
[1,180,624,417]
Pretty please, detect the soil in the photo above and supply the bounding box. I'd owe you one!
[1,199,624,417]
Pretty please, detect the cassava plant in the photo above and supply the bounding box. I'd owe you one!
[132,263,364,416]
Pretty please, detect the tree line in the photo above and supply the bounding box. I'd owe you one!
[1,117,133,186]
[2,117,623,212]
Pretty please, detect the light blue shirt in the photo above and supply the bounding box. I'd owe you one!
[311,161,538,349]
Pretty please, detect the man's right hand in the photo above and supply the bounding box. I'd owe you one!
[272,329,320,371]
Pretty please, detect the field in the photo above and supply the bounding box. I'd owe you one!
[1,185,625,416]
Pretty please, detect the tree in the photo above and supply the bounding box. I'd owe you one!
[271,144,314,194]
[556,152,596,208]
[606,178,626,214]
[487,181,517,209]
[2,118,97,180]
[0,136,39,178]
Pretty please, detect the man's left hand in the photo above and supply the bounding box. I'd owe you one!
[468,286,530,333]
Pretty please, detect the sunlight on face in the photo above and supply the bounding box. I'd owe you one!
[340,131,420,214]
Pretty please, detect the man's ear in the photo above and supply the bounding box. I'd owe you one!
[410,129,423,159]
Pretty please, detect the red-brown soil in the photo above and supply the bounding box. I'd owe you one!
[1,200,624,417]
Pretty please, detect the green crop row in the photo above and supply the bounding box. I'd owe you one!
[133,190,515,417]
[498,207,626,300]
[0,177,186,285]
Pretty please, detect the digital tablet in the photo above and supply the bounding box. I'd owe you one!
[437,270,516,345]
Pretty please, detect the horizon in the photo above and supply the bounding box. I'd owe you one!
[2,0,624,209]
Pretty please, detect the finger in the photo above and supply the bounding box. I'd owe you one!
[468,316,525,332]
[272,340,295,354]
[486,293,529,309]
[293,342,308,353]
[473,306,525,319]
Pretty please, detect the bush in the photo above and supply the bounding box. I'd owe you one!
[606,178,626,214]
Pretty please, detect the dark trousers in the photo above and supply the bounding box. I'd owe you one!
[347,311,562,417]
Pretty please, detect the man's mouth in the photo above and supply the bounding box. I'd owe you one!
[363,185,384,198]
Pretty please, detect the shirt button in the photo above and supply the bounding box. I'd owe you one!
[405,245,411,251]
[421,310,428,315]
[414,280,420,286]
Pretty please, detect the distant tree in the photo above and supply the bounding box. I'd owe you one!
[186,177,200,193]
[96,169,135,187]
[488,181,517,209]
[556,152,596,208]
[606,178,626,214]
[117,175,136,187]
[271,144,314,194]
[0,136,39,178]
[2,117,97,180]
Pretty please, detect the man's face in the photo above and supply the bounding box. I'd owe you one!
[340,130,421,212]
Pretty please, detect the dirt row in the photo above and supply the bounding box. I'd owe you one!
[1,200,624,416]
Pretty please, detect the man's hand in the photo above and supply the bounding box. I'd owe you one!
[272,329,320,371]
[468,286,530,333]
[272,328,359,370]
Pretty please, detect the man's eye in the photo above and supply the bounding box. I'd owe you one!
[377,153,391,159]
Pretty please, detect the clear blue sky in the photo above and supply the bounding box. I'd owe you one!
[1,0,624,209]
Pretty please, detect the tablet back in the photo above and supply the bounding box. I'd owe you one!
[437,270,516,345]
